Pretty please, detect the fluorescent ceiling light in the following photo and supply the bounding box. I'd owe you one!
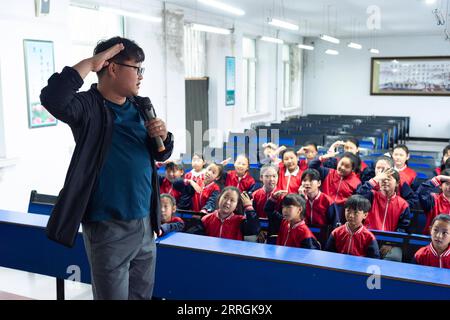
[191,23,232,34]
[320,34,340,44]
[347,42,362,49]
[198,0,245,16]
[325,49,339,55]
[98,6,162,22]
[260,36,284,44]
[297,44,314,50]
[369,48,380,54]
[268,18,299,31]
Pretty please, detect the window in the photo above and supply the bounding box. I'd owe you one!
[242,37,256,113]
[282,44,291,108]
[184,25,207,78]
[69,5,124,91]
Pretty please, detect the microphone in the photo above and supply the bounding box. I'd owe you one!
[135,97,166,152]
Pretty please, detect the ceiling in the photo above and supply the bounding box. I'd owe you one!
[163,0,447,37]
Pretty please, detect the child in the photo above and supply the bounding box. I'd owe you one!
[309,152,362,221]
[298,169,338,229]
[174,162,223,213]
[159,194,184,236]
[277,148,303,194]
[251,164,279,218]
[417,170,450,234]
[369,156,418,208]
[159,161,184,203]
[325,195,380,258]
[266,193,320,249]
[392,144,419,191]
[224,154,256,193]
[325,138,370,176]
[297,142,319,172]
[260,143,286,166]
[413,214,450,269]
[434,145,450,176]
[184,153,206,212]
[188,187,260,241]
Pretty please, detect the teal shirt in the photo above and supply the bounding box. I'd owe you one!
[86,99,152,221]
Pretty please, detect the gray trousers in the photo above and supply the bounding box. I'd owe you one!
[82,215,156,300]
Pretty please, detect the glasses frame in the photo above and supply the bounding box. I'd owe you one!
[113,61,145,76]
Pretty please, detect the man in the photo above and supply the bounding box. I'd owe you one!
[40,37,174,300]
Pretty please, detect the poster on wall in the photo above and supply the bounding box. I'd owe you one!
[23,39,57,128]
[225,56,235,106]
[371,56,450,96]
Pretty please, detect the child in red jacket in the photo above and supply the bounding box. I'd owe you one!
[252,164,279,218]
[413,214,450,269]
[224,154,256,193]
[266,193,320,249]
[188,187,260,241]
[325,195,380,258]
[277,148,304,194]
[159,194,184,236]
[392,144,419,191]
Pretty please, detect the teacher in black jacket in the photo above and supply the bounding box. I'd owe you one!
[40,37,173,300]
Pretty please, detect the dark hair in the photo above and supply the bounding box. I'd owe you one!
[166,162,184,172]
[393,144,410,155]
[442,168,450,177]
[345,137,359,149]
[376,155,394,168]
[217,186,243,215]
[280,148,297,160]
[206,163,225,188]
[444,158,450,170]
[431,214,450,229]
[345,195,371,213]
[339,152,361,174]
[442,145,450,158]
[390,170,400,184]
[301,168,321,182]
[94,36,145,77]
[160,193,176,207]
[260,164,279,176]
[281,194,306,219]
[303,141,318,152]
[192,153,205,162]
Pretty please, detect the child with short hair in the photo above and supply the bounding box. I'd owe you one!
[265,193,320,249]
[224,154,256,193]
[309,152,362,222]
[277,148,303,194]
[434,145,450,176]
[297,142,319,171]
[159,194,184,236]
[251,164,279,218]
[417,169,450,234]
[413,214,450,269]
[188,187,260,241]
[392,144,419,191]
[159,161,184,202]
[325,195,380,258]
[298,169,338,229]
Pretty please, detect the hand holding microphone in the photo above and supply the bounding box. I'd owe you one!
[134,97,167,152]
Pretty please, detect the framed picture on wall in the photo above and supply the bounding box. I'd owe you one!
[371,56,450,96]
[23,39,57,128]
[225,56,236,105]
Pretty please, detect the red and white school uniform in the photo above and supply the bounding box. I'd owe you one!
[414,244,450,269]
[277,163,303,194]
[225,170,255,193]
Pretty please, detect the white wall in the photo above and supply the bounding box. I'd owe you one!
[303,34,450,139]
[0,0,186,212]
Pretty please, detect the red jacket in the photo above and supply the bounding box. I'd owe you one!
[397,166,417,187]
[160,178,181,202]
[277,163,303,194]
[185,170,205,212]
[304,191,337,227]
[321,170,361,205]
[225,170,255,193]
[414,244,450,269]
[418,177,450,233]
[358,179,411,232]
[276,220,318,249]
[252,187,277,218]
[201,206,259,240]
[327,223,379,258]
[198,181,221,213]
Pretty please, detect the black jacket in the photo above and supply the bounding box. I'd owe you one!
[40,66,173,247]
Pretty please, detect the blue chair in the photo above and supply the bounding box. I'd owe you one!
[28,190,56,215]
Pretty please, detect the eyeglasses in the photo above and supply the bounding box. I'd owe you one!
[114,62,145,76]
